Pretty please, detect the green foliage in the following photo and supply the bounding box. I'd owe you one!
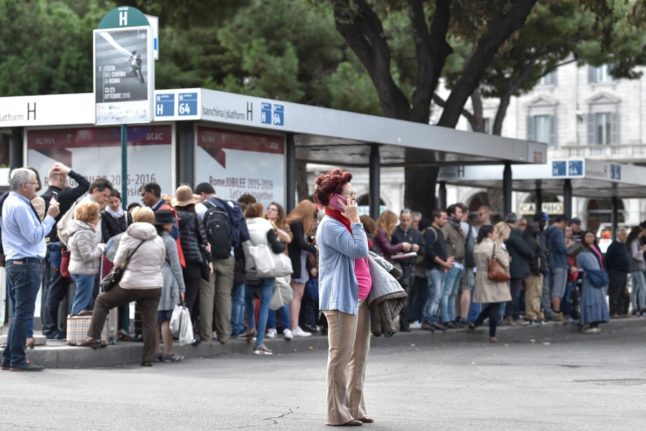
[0,0,102,96]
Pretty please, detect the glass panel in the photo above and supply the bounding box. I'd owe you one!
[533,115,553,146]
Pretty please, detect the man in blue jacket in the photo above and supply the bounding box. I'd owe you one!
[544,215,568,321]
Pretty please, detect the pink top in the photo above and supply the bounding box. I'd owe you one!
[355,257,372,300]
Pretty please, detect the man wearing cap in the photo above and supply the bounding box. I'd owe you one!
[2,168,60,371]
[194,182,251,344]
[570,217,583,243]
[503,213,534,325]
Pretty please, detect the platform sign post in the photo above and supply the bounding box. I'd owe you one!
[94,6,154,207]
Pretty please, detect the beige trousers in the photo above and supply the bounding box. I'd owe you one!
[323,300,371,425]
[199,256,234,342]
[524,274,544,321]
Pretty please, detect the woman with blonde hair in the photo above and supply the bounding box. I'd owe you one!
[68,201,105,315]
[469,224,511,343]
[374,210,410,260]
[81,207,165,367]
[265,201,294,340]
[286,200,318,337]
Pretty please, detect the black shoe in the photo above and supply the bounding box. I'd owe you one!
[421,321,435,331]
[45,331,62,340]
[303,324,318,334]
[400,326,411,332]
[468,322,477,330]
[10,363,45,372]
[321,328,328,336]
[140,361,152,367]
[1,361,10,371]
[431,323,446,331]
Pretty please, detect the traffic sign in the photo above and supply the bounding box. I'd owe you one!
[156,93,174,117]
[178,93,198,116]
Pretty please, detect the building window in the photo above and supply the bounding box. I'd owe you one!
[588,112,618,145]
[483,117,492,134]
[527,114,556,146]
[588,65,611,84]
[538,71,557,86]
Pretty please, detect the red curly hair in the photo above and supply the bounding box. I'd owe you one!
[313,168,353,206]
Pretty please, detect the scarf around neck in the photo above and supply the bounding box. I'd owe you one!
[105,205,125,219]
[325,207,352,232]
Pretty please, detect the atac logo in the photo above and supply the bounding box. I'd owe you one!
[261,102,284,127]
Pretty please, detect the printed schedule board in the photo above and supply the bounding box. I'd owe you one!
[195,126,285,207]
[94,27,154,124]
[26,125,173,204]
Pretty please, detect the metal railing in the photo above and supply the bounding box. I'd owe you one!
[551,144,646,161]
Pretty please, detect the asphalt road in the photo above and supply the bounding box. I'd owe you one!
[1,323,645,431]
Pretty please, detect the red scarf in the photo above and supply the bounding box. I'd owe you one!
[325,207,352,232]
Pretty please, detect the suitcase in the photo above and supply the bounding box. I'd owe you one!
[66,313,108,346]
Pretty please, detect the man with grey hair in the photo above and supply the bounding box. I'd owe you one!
[392,208,424,331]
[1,168,59,371]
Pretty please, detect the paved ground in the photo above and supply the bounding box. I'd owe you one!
[1,320,645,430]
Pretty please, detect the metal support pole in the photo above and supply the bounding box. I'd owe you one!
[9,127,23,170]
[176,121,195,188]
[611,196,619,237]
[369,144,380,219]
[535,180,543,216]
[285,133,296,213]
[120,125,128,210]
[503,162,512,215]
[438,181,447,210]
[563,179,572,220]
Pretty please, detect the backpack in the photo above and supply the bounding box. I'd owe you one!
[203,200,234,260]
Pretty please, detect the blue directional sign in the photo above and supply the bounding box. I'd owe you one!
[568,160,583,176]
[178,92,197,116]
[273,104,284,126]
[610,164,621,180]
[261,102,272,124]
[155,93,174,117]
[552,161,566,177]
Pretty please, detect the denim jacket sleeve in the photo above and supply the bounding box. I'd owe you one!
[321,220,368,260]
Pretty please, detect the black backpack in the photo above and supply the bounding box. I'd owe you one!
[203,200,233,260]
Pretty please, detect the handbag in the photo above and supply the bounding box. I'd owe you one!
[586,269,609,288]
[270,276,294,310]
[99,240,146,292]
[487,244,510,282]
[248,243,293,278]
[60,246,71,279]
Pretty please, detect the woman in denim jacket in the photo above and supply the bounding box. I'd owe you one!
[314,169,371,427]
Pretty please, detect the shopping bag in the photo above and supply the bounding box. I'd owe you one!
[178,307,195,346]
[269,276,294,310]
[169,304,183,336]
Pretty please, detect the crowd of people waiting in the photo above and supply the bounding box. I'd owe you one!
[1,163,643,372]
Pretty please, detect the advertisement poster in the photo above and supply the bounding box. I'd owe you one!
[94,27,153,124]
[195,126,285,207]
[26,125,173,205]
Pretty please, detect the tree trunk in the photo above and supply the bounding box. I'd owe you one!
[405,166,438,217]
[471,88,484,132]
[492,92,511,136]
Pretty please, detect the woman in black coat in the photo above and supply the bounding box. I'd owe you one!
[173,186,210,324]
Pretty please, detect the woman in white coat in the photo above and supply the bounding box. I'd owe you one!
[469,224,511,343]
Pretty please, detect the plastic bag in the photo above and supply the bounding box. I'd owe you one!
[169,304,183,336]
[178,307,195,346]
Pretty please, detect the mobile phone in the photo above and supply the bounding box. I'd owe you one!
[50,191,58,204]
[329,193,347,212]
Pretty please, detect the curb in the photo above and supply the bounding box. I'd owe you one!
[20,317,645,369]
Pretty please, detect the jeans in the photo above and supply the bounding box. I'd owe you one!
[422,269,444,323]
[440,265,463,323]
[505,278,524,320]
[465,270,481,323]
[630,271,646,312]
[410,275,429,323]
[474,302,502,338]
[561,280,578,318]
[7,276,34,338]
[71,273,96,315]
[607,270,627,316]
[540,271,553,319]
[3,259,42,367]
[43,243,71,336]
[244,278,274,347]
[267,304,291,331]
[231,282,246,336]
[548,266,568,302]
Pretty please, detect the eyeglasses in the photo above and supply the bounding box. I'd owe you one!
[341,191,356,199]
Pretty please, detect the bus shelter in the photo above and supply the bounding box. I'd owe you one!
[1,88,547,218]
[438,158,646,232]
